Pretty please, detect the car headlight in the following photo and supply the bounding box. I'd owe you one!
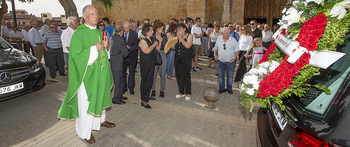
[30,59,42,73]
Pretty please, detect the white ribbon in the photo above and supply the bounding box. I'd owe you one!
[272,30,345,69]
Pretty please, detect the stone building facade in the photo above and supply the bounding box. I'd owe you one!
[93,0,286,27]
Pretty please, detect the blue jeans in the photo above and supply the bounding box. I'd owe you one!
[166,49,175,76]
[217,60,236,90]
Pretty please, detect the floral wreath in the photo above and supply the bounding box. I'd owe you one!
[240,0,350,112]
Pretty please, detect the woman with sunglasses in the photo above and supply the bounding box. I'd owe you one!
[234,25,253,84]
[208,25,221,69]
[97,21,111,41]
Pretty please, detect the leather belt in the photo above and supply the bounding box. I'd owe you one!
[35,43,42,45]
[48,47,62,50]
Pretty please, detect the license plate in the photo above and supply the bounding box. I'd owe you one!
[272,103,287,131]
[0,82,24,95]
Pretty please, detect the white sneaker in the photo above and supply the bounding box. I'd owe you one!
[175,94,185,98]
[185,96,191,101]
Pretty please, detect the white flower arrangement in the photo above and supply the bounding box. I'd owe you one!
[330,0,350,19]
[240,61,280,96]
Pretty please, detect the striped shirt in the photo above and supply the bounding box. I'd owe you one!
[42,30,62,49]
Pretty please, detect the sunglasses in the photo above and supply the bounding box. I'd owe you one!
[223,44,226,50]
[50,27,55,28]
[197,21,201,22]
[100,24,105,26]
[250,23,256,25]
[241,29,245,30]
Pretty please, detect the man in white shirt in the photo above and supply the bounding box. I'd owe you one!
[41,19,51,66]
[262,24,274,50]
[8,25,23,50]
[29,21,45,62]
[21,24,32,54]
[1,21,12,41]
[61,16,79,71]
[213,27,240,94]
[191,17,204,72]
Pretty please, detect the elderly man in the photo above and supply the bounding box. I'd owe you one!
[61,16,79,70]
[58,5,115,144]
[214,27,239,94]
[8,25,23,50]
[123,21,139,95]
[22,24,33,54]
[29,21,45,62]
[131,22,138,32]
[42,23,66,79]
[262,24,274,50]
[128,17,134,23]
[1,21,11,41]
[110,24,129,104]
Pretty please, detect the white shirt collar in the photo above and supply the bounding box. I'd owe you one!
[85,23,96,29]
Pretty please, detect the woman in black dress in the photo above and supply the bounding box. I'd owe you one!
[174,23,193,101]
[139,24,159,109]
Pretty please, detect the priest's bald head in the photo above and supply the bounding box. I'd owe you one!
[82,5,98,27]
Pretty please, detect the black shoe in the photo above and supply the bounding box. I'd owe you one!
[123,89,127,94]
[141,102,152,109]
[195,67,202,70]
[151,90,156,97]
[215,73,218,76]
[159,91,164,97]
[227,89,233,94]
[191,67,197,72]
[149,97,156,101]
[121,97,128,100]
[51,76,56,79]
[60,74,67,76]
[218,89,226,94]
[112,99,126,105]
[130,90,135,95]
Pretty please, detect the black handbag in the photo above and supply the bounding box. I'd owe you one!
[191,45,195,57]
[155,50,163,65]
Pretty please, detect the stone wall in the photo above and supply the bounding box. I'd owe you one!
[92,0,269,26]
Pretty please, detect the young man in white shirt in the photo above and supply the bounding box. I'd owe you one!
[191,17,204,72]
[213,27,240,94]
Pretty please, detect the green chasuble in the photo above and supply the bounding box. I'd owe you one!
[58,24,113,119]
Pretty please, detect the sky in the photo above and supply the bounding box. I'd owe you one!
[6,0,91,17]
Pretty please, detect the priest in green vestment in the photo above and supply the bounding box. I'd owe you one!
[57,5,115,144]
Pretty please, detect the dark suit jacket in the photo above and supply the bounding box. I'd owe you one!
[124,30,139,64]
[110,33,129,71]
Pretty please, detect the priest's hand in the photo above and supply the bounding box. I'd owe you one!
[102,40,109,49]
[95,42,104,51]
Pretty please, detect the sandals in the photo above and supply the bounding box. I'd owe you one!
[167,76,172,79]
[208,65,212,68]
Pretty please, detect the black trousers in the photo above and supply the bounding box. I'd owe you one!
[234,51,247,82]
[123,60,136,91]
[23,42,33,55]
[174,57,192,94]
[112,70,124,101]
[47,48,65,77]
[140,60,155,102]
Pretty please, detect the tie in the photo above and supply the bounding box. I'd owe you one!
[124,33,127,44]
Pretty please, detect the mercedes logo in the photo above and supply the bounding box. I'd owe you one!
[0,72,13,83]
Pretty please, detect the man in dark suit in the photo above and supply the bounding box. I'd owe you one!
[122,21,139,95]
[110,24,130,105]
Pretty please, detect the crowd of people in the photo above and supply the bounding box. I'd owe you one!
[1,4,278,144]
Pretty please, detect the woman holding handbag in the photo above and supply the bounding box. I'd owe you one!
[139,24,159,109]
[174,23,193,101]
[151,22,168,98]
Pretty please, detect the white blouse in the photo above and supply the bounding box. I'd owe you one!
[238,34,253,51]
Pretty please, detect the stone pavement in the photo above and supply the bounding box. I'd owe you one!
[0,56,259,147]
